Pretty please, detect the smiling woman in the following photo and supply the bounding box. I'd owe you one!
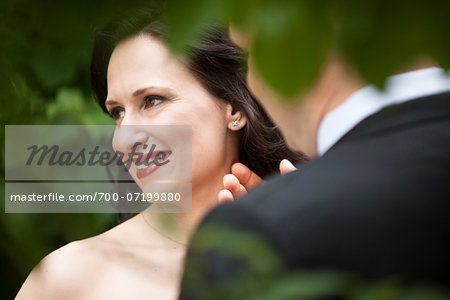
[15,9,306,300]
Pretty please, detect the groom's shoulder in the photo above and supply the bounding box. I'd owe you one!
[203,103,450,249]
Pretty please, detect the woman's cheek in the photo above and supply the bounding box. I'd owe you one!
[154,101,227,180]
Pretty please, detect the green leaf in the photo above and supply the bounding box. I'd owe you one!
[164,0,225,53]
[251,1,333,99]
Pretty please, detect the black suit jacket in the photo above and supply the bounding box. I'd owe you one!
[180,93,450,299]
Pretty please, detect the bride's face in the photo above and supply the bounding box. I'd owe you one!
[106,35,241,199]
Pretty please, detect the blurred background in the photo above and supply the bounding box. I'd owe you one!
[1,0,450,298]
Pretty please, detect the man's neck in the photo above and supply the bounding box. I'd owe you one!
[296,56,363,157]
[304,56,438,157]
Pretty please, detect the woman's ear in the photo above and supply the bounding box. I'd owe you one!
[225,103,247,131]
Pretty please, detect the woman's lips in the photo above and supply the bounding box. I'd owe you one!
[135,151,171,179]
[136,163,160,179]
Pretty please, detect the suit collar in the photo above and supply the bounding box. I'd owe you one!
[331,92,450,148]
[317,67,450,156]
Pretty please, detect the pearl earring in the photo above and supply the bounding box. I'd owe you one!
[232,121,238,127]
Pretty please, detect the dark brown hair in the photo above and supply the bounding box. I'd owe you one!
[90,11,306,179]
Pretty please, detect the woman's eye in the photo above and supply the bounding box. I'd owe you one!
[144,95,165,109]
[110,108,125,120]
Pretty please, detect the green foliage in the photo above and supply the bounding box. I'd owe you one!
[165,0,226,53]
[163,0,450,99]
[184,223,450,299]
[251,1,332,98]
[1,0,450,298]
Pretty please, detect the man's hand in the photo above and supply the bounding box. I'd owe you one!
[218,159,297,203]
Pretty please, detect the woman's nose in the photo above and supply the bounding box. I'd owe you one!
[120,109,146,126]
[113,127,149,163]
[112,112,150,161]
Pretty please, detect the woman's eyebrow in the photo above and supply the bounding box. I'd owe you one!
[106,86,177,105]
[132,86,176,97]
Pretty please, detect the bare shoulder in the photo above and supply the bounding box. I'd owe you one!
[15,215,149,300]
[15,236,112,300]
[15,215,180,299]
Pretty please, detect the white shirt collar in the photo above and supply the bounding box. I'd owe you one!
[317,67,450,156]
